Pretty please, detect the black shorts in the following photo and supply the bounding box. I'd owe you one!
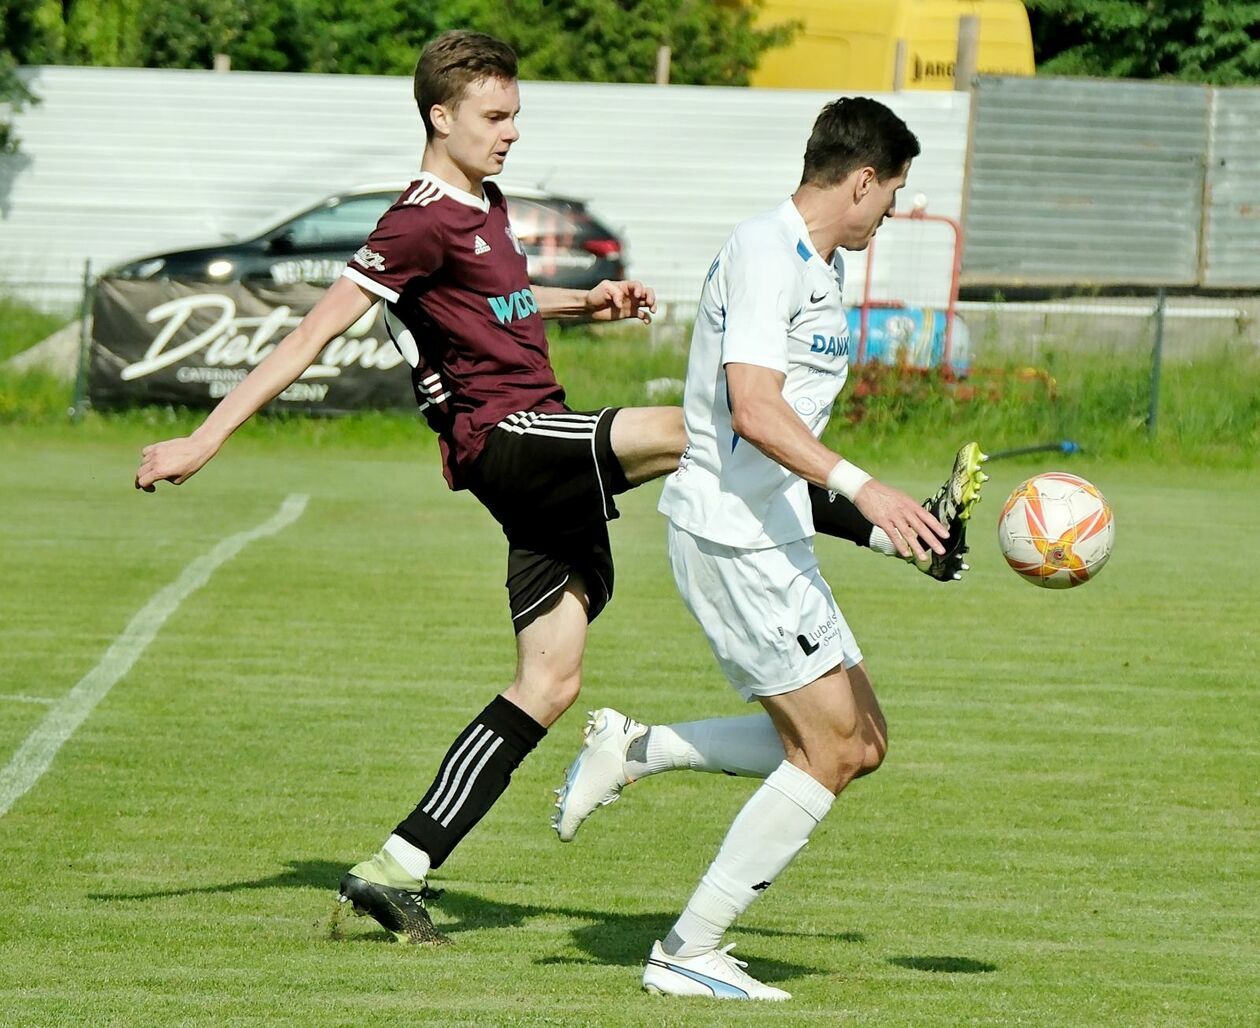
[467,407,632,632]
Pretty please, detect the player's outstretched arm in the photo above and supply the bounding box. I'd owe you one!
[532,280,656,323]
[134,277,376,492]
[726,362,947,562]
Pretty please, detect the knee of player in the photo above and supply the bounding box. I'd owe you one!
[860,732,888,776]
[550,673,583,711]
[797,736,868,793]
[503,650,584,727]
[514,669,583,716]
[832,744,870,790]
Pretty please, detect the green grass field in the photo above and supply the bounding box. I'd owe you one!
[0,296,68,363]
[1,422,1256,1026]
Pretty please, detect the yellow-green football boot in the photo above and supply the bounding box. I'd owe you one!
[914,441,989,581]
[337,849,447,944]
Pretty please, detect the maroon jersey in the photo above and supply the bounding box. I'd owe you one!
[342,174,567,488]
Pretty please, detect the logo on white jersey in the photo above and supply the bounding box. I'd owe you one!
[352,246,386,272]
[474,235,491,255]
[810,333,849,358]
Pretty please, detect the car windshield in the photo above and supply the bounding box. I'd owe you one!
[275,194,394,248]
[506,197,585,243]
[238,189,597,253]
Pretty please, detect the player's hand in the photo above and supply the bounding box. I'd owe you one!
[134,436,218,492]
[853,479,948,562]
[584,280,657,323]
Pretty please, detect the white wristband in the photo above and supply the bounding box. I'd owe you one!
[825,459,872,501]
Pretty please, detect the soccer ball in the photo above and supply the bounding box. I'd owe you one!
[997,473,1114,588]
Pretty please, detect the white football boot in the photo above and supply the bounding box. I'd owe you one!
[642,940,791,1001]
[551,707,645,842]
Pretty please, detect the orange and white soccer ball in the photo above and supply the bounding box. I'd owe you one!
[998,473,1114,588]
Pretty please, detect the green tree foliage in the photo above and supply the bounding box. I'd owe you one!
[1,0,791,84]
[447,0,796,86]
[1,0,66,64]
[1,0,61,155]
[0,52,37,155]
[2,0,145,67]
[134,0,434,74]
[1026,0,1260,85]
[63,0,146,65]
[137,0,253,70]
[291,0,437,74]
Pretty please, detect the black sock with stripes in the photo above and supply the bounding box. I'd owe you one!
[392,695,547,870]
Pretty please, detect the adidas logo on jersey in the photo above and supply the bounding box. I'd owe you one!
[474,235,491,255]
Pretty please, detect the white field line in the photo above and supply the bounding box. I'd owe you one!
[0,494,309,818]
[0,695,57,705]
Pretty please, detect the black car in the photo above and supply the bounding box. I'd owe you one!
[109,183,627,290]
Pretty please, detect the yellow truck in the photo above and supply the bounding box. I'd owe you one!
[753,0,1035,91]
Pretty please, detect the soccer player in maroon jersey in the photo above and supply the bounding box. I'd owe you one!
[135,30,973,945]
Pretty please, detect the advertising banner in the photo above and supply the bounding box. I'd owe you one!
[858,306,971,375]
[89,278,414,412]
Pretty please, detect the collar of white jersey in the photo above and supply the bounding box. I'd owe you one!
[415,171,492,212]
[779,197,841,269]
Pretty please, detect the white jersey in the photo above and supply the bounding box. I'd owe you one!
[659,198,851,549]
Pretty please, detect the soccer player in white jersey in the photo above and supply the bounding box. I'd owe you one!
[553,97,987,999]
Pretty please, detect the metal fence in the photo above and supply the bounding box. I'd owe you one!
[0,66,968,313]
[963,76,1208,287]
[956,294,1253,363]
[938,291,1253,446]
[963,75,1260,291]
[6,68,1258,313]
[1204,88,1260,288]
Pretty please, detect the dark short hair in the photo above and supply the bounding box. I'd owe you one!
[800,97,921,187]
[414,30,518,140]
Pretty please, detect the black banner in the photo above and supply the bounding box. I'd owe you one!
[88,277,415,412]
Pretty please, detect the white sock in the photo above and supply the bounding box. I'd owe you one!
[626,716,785,780]
[663,761,835,958]
[869,526,900,556]
[383,833,431,881]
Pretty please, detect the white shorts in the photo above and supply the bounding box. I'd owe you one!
[667,522,863,702]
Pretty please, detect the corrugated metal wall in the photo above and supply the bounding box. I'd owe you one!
[963,75,1210,287]
[0,66,969,312]
[1203,87,1260,288]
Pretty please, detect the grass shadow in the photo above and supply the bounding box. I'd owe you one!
[889,955,997,974]
[435,887,853,980]
[89,858,343,901]
[92,857,863,983]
